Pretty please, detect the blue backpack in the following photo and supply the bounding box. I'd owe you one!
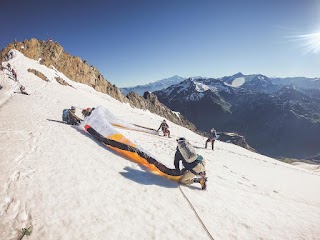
[62,109,70,122]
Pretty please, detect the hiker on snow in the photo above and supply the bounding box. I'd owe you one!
[19,85,29,95]
[7,63,11,71]
[205,128,217,150]
[174,137,207,190]
[11,69,17,81]
[81,107,95,118]
[157,119,170,137]
[62,106,82,125]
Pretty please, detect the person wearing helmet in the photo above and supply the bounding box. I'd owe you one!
[174,137,207,190]
[157,119,170,137]
[205,128,217,150]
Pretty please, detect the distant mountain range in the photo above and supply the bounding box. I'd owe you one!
[120,73,320,159]
[121,72,320,96]
[148,73,320,159]
[120,75,186,96]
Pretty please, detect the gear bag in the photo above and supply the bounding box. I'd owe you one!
[177,140,198,163]
[62,109,70,122]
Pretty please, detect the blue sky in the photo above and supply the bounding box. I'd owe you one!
[1,0,319,87]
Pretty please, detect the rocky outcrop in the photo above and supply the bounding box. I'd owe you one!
[217,132,256,152]
[126,92,199,133]
[28,69,49,81]
[55,77,74,87]
[1,38,127,103]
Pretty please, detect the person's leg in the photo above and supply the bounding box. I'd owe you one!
[205,139,210,148]
[192,160,206,173]
[212,140,215,150]
[192,161,207,189]
[179,171,196,185]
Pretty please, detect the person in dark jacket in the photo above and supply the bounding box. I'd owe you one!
[174,137,207,189]
[157,119,170,137]
[68,106,82,125]
[205,128,217,150]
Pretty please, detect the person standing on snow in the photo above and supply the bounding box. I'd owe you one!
[11,68,17,81]
[174,137,207,190]
[157,119,170,137]
[205,128,217,150]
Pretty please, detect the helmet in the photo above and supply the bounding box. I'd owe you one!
[176,137,186,143]
[211,128,215,132]
[163,119,166,123]
[71,106,76,110]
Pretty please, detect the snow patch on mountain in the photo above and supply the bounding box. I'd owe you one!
[194,81,210,92]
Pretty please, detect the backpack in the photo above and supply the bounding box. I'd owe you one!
[178,140,198,163]
[62,109,70,122]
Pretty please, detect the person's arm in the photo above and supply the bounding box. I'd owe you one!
[69,110,81,121]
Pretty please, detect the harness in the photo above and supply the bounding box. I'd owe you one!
[186,155,205,176]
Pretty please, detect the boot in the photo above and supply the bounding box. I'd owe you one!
[194,177,207,190]
[199,177,207,190]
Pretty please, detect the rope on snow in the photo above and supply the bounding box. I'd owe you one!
[179,184,214,240]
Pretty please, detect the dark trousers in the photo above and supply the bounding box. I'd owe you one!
[205,138,215,150]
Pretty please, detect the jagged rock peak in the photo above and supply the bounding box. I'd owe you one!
[0,38,127,103]
[126,92,199,133]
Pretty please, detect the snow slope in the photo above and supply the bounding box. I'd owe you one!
[1,50,320,240]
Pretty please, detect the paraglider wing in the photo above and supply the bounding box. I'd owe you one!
[82,106,182,181]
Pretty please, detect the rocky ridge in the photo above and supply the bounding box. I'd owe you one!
[0,38,201,135]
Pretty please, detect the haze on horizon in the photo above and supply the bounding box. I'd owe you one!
[1,0,319,87]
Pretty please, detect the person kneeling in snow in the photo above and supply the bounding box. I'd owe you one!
[157,119,170,137]
[174,137,207,190]
[19,85,29,95]
[62,106,82,125]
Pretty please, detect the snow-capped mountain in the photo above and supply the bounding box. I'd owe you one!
[271,76,320,90]
[221,72,281,93]
[154,78,320,159]
[120,75,186,96]
[1,50,320,240]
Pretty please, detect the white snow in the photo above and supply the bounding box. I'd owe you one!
[292,162,320,172]
[188,92,205,101]
[172,111,181,120]
[1,50,320,240]
[194,81,210,92]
